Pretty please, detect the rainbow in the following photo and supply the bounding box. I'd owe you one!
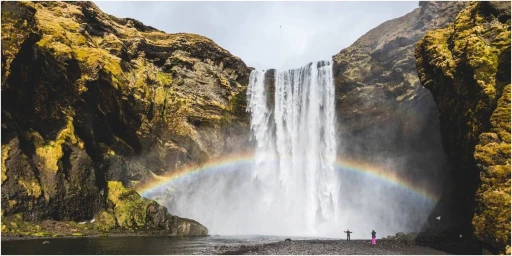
[137,152,440,203]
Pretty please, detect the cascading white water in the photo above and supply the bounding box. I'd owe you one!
[246,61,340,235]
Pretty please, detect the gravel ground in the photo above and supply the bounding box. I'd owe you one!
[210,239,447,255]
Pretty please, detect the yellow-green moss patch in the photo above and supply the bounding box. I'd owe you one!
[93,210,117,231]
[18,178,42,198]
[156,72,173,86]
[35,118,80,172]
[107,181,152,229]
[2,144,11,183]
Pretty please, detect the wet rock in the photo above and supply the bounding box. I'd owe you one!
[416,2,511,254]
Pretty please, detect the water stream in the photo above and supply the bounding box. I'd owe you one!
[246,61,339,235]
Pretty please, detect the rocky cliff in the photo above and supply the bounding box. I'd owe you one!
[333,2,466,133]
[416,2,510,254]
[1,1,250,235]
[331,1,467,229]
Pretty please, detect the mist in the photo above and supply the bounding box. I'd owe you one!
[141,62,440,239]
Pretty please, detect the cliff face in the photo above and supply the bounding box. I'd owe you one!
[1,1,249,235]
[333,2,467,132]
[331,2,467,220]
[416,2,511,253]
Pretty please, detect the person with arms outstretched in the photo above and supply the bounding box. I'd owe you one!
[344,229,352,241]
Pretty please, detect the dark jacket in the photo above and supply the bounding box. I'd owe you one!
[371,231,376,238]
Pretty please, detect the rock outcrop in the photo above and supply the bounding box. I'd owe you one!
[102,181,207,235]
[416,2,511,254]
[1,1,250,235]
[331,1,468,229]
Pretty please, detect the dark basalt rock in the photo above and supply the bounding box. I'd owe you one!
[416,2,511,254]
[1,1,250,235]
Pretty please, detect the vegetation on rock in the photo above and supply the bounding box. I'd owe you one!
[1,0,249,236]
[416,2,511,253]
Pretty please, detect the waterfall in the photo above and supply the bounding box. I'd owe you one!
[146,60,436,237]
[247,60,340,235]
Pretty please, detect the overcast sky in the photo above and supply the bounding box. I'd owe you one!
[94,1,418,70]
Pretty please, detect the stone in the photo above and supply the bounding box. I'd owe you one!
[1,1,247,236]
[416,2,511,253]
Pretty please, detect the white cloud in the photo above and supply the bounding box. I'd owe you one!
[94,1,418,70]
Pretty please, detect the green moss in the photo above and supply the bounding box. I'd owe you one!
[228,89,247,113]
[8,200,17,208]
[2,144,11,184]
[34,2,123,85]
[154,87,168,105]
[107,181,152,229]
[2,213,39,235]
[156,72,173,86]
[73,48,123,77]
[1,3,38,82]
[34,118,81,172]
[18,178,42,198]
[490,85,511,142]
[417,2,511,253]
[420,28,456,79]
[93,210,117,231]
[33,231,52,237]
[218,75,230,88]
[465,35,500,99]
[473,85,511,251]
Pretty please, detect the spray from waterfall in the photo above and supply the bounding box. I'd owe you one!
[143,61,438,238]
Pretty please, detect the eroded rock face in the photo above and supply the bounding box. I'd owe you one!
[331,1,468,226]
[1,1,249,234]
[416,2,511,253]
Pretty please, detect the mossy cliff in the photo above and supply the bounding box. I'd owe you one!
[416,2,511,254]
[1,1,250,235]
